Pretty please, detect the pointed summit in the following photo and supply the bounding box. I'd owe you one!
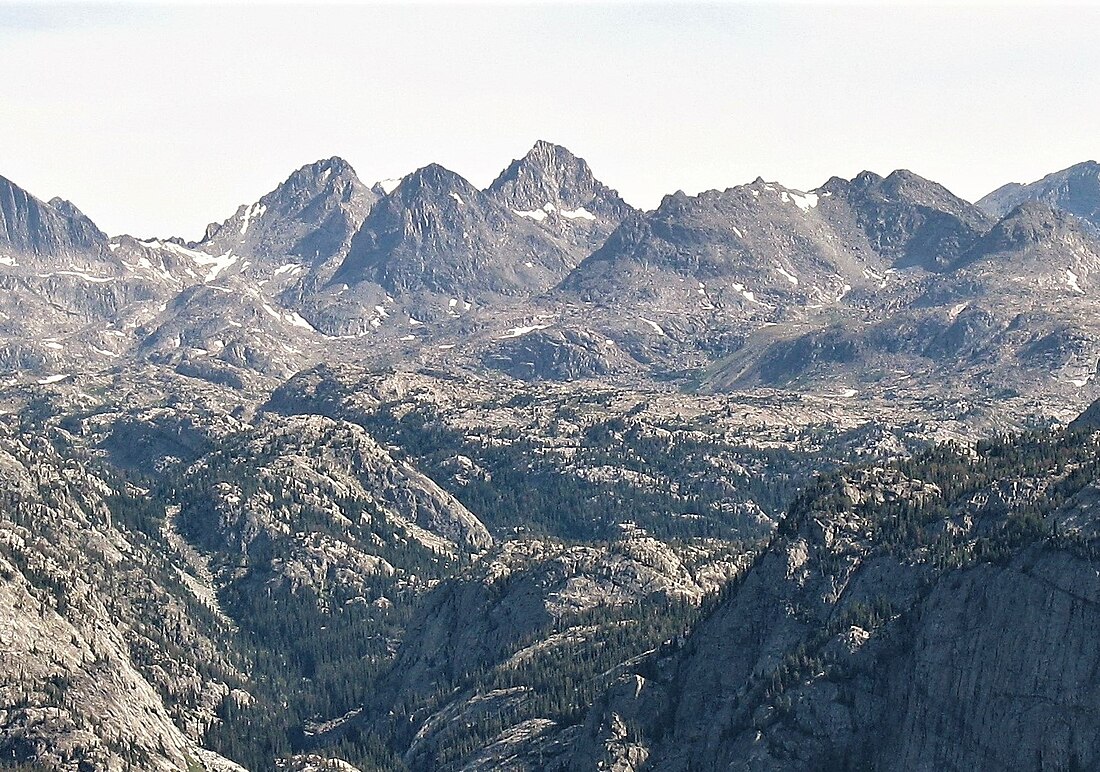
[392,163,473,198]
[0,174,109,258]
[486,141,634,253]
[198,156,376,269]
[488,140,630,215]
[334,161,575,298]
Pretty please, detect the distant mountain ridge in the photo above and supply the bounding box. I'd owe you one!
[0,146,1099,405]
[978,160,1100,229]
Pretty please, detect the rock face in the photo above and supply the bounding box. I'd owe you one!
[821,169,994,271]
[333,163,577,299]
[552,427,1100,772]
[363,532,750,771]
[198,157,377,274]
[483,326,638,381]
[0,418,243,771]
[0,175,109,260]
[486,140,634,255]
[979,160,1100,228]
[560,178,877,313]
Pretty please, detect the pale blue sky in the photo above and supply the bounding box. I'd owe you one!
[1,3,1097,239]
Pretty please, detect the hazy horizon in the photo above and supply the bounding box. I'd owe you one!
[2,2,1097,240]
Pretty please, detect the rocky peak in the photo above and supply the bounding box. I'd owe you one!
[0,174,109,258]
[197,156,376,268]
[486,141,634,253]
[972,200,1076,254]
[391,162,475,201]
[487,140,628,215]
[333,162,575,297]
[978,160,1100,227]
[825,168,993,270]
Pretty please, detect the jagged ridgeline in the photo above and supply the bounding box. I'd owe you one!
[3,146,1100,772]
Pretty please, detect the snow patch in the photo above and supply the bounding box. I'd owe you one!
[514,208,548,222]
[37,374,69,384]
[560,206,596,221]
[639,317,667,336]
[502,324,549,338]
[948,302,968,320]
[1067,270,1085,294]
[732,282,759,304]
[788,190,819,211]
[774,263,799,285]
[188,249,238,282]
[239,202,267,235]
[823,388,858,398]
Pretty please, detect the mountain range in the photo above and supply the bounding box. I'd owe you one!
[4,145,1100,772]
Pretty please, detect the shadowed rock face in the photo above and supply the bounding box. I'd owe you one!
[334,163,576,297]
[197,156,377,272]
[486,140,635,255]
[979,160,1100,228]
[821,169,994,271]
[0,175,109,258]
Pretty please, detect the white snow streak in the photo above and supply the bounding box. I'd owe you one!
[514,208,549,222]
[284,311,317,331]
[639,317,667,336]
[774,263,799,285]
[46,270,114,284]
[239,202,267,235]
[502,324,549,338]
[560,207,596,221]
[1067,270,1085,294]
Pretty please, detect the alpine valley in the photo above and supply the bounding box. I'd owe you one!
[4,143,1100,771]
